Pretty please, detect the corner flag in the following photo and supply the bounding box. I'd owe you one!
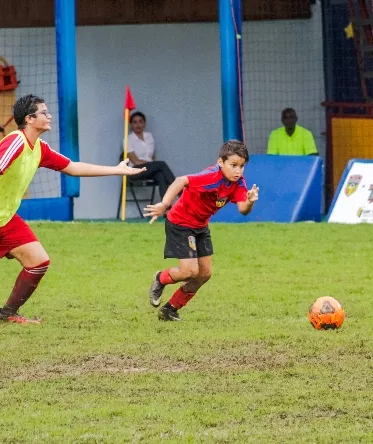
[121,85,136,221]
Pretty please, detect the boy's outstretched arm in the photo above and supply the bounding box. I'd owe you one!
[61,158,146,177]
[237,184,259,215]
[144,176,189,224]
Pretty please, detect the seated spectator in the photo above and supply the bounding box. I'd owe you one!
[126,111,176,200]
[267,108,318,156]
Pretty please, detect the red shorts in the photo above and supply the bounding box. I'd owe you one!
[0,214,39,259]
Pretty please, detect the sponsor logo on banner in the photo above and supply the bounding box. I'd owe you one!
[328,161,373,224]
[216,197,228,208]
[360,209,373,222]
[345,174,362,196]
[188,236,196,251]
[368,184,373,203]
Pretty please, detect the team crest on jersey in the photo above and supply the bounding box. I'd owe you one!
[345,175,362,196]
[188,236,196,251]
[216,197,228,208]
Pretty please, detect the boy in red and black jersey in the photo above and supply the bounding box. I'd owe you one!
[144,140,259,321]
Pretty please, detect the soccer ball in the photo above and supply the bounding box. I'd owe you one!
[308,296,345,330]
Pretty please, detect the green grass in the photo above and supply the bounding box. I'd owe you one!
[1,222,373,443]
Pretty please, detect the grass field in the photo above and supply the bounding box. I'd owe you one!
[0,221,373,443]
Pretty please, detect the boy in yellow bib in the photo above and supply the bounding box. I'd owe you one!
[0,94,146,324]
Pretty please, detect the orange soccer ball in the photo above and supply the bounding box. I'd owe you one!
[308,296,345,330]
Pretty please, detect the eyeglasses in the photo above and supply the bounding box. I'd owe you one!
[28,110,51,118]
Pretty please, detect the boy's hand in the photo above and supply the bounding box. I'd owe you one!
[117,158,147,175]
[143,202,168,224]
[247,184,259,203]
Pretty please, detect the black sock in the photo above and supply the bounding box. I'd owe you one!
[164,302,177,311]
[1,306,17,315]
[156,272,163,284]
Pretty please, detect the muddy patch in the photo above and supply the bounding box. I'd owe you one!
[6,342,297,381]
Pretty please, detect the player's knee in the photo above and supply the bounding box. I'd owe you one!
[35,255,50,269]
[182,265,199,280]
[31,245,50,268]
[198,270,212,283]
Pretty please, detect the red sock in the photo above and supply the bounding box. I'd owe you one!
[169,286,196,310]
[3,260,50,314]
[159,269,175,285]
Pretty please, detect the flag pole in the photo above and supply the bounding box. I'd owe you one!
[120,85,136,221]
[121,108,130,221]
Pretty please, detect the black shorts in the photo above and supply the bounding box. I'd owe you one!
[164,219,213,259]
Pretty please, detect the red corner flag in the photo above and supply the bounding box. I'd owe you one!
[124,85,136,116]
[120,85,136,221]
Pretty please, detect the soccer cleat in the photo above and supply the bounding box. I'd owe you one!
[158,306,182,321]
[149,271,165,307]
[0,309,41,324]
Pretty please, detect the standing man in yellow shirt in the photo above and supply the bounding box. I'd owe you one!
[267,108,318,156]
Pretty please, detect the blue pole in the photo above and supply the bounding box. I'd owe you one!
[219,0,243,142]
[55,0,80,197]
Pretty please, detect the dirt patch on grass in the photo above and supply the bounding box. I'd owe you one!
[8,342,295,381]
[8,340,368,382]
